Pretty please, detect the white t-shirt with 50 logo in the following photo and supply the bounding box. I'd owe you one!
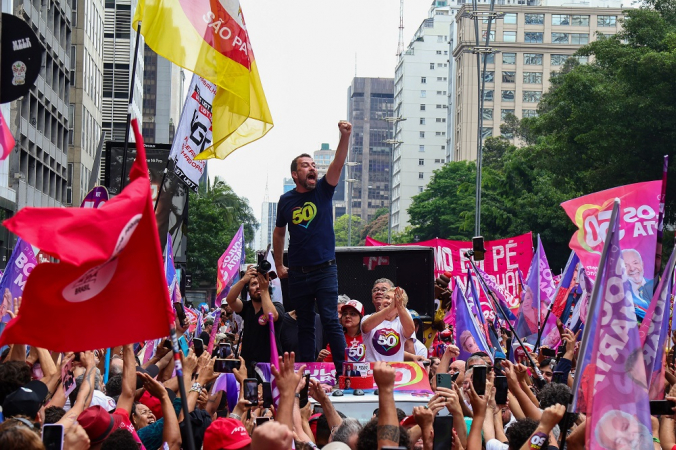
[362,315,408,362]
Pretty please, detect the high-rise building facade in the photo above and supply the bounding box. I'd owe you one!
[141,47,184,145]
[391,0,459,233]
[283,177,294,194]
[346,77,394,224]
[67,0,104,205]
[9,0,73,214]
[260,201,277,250]
[100,0,144,181]
[452,4,623,161]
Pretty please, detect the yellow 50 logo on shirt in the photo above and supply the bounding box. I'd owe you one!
[292,202,317,228]
[373,328,401,356]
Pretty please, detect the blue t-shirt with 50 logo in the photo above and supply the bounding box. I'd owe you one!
[276,176,336,267]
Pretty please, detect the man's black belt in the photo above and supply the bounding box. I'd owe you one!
[289,259,336,274]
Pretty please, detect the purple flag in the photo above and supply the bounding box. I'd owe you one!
[0,238,37,323]
[515,243,541,343]
[535,238,560,349]
[454,277,492,361]
[474,266,516,321]
[638,247,676,399]
[572,200,652,450]
[80,186,109,209]
[216,225,246,305]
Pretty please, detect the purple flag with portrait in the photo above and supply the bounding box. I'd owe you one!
[216,225,246,304]
[515,244,541,344]
[0,238,37,323]
[638,247,676,399]
[475,266,517,322]
[572,200,652,449]
[454,277,491,361]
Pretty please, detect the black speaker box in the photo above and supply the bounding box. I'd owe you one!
[280,246,435,317]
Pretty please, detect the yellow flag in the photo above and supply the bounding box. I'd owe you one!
[133,0,273,159]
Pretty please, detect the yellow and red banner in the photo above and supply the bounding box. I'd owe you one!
[133,0,273,160]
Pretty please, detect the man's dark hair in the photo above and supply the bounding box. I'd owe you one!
[291,153,312,173]
[506,418,543,450]
[539,358,556,369]
[537,382,578,427]
[105,374,123,398]
[371,407,405,422]
[316,410,347,445]
[101,429,138,450]
[357,419,410,450]
[43,406,66,424]
[0,361,32,404]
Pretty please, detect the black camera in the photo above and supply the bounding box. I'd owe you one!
[254,260,277,280]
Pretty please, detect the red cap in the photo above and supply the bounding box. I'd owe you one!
[400,414,417,428]
[139,390,163,419]
[203,418,252,450]
[341,300,364,316]
[78,406,123,445]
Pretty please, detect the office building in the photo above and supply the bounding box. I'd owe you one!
[452,4,623,161]
[283,177,294,194]
[67,0,104,205]
[141,46,185,145]
[346,77,394,224]
[8,0,73,215]
[100,0,144,181]
[391,0,459,233]
[260,200,277,250]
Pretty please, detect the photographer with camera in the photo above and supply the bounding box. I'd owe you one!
[225,265,285,377]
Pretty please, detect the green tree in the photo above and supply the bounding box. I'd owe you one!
[361,207,389,243]
[187,178,258,287]
[334,214,363,247]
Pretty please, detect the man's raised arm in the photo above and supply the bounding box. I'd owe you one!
[273,226,288,279]
[325,121,352,186]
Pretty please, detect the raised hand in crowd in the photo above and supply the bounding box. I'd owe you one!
[270,352,305,432]
[251,421,294,450]
[138,371,181,449]
[374,361,403,448]
[436,385,468,448]
[413,403,437,450]
[309,378,342,429]
[519,404,566,450]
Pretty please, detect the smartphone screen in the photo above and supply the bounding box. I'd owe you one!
[173,302,186,327]
[299,374,310,408]
[193,338,204,357]
[472,365,487,396]
[436,373,452,389]
[650,400,676,416]
[494,375,508,405]
[218,343,232,359]
[433,415,454,450]
[313,404,323,415]
[178,336,189,357]
[42,424,64,450]
[255,416,271,426]
[552,371,566,384]
[262,382,273,409]
[541,347,556,357]
[163,339,172,350]
[214,359,241,373]
[244,378,259,406]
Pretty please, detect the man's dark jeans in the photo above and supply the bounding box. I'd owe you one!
[289,264,346,373]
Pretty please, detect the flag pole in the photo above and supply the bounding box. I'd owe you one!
[120,22,143,191]
[169,324,196,450]
[535,236,542,348]
[465,251,546,387]
[559,199,621,450]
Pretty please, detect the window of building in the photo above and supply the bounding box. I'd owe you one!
[482,53,495,64]
[525,32,543,43]
[430,63,435,69]
[572,15,590,26]
[523,91,542,102]
[420,104,426,111]
[502,53,516,65]
[502,90,515,101]
[551,54,571,65]
[524,53,543,65]
[552,32,569,44]
[419,159,425,166]
[420,118,426,125]
[552,14,570,26]
[571,33,589,44]
[483,90,494,101]
[481,127,493,138]
[436,118,446,122]
[483,71,494,83]
[436,90,447,95]
[523,109,538,118]
[503,31,517,42]
[421,76,427,83]
[502,71,516,83]
[501,109,515,120]
[418,186,424,193]
[420,90,427,97]
[436,50,442,55]
[525,13,544,25]
[419,145,425,152]
[438,35,445,42]
[598,15,617,27]
[435,131,446,136]
[483,30,496,41]
[420,131,425,138]
[575,55,589,64]
[504,13,517,24]
[523,72,543,84]
[419,172,424,179]
[482,108,493,120]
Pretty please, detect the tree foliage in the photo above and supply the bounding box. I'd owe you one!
[334,214,363,247]
[406,0,676,269]
[187,178,258,287]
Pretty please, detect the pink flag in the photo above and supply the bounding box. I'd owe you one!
[0,110,15,160]
[561,181,662,319]
[571,200,652,449]
[216,225,246,305]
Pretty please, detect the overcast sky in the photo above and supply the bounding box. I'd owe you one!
[205,0,435,224]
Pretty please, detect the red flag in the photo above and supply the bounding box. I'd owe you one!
[0,110,15,160]
[0,119,173,351]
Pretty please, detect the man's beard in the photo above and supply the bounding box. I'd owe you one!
[301,178,317,191]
